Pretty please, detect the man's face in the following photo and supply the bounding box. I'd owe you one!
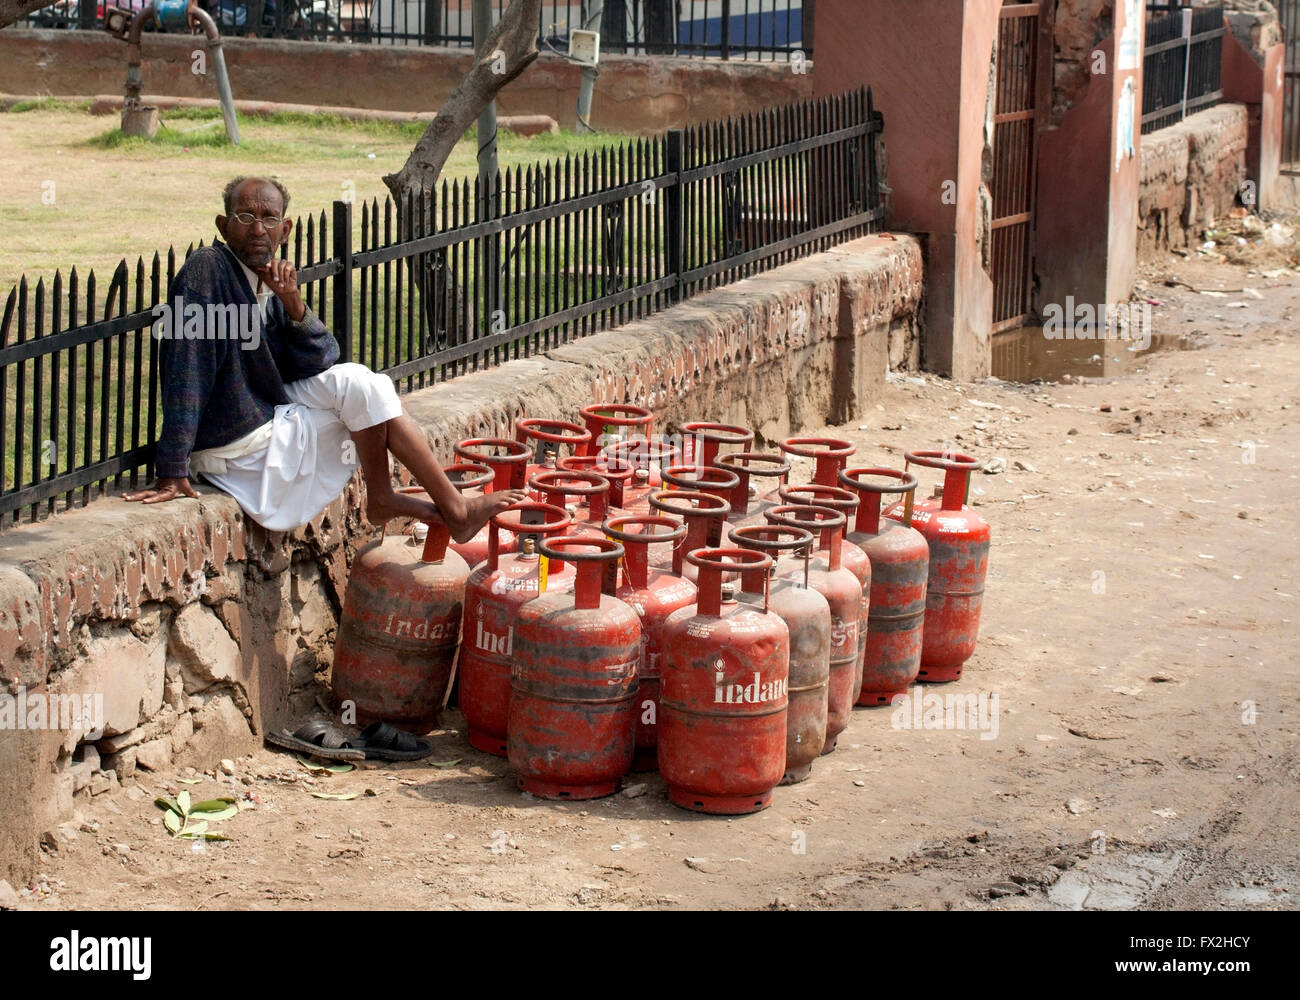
[216,180,292,270]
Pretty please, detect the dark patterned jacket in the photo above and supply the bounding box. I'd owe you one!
[155,241,339,479]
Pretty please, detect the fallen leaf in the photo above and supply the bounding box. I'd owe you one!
[309,791,359,801]
[176,778,203,785]
[296,755,356,774]
[429,759,462,769]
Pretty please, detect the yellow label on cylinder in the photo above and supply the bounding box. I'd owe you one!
[538,554,549,594]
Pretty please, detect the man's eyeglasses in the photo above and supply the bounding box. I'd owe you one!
[230,212,284,228]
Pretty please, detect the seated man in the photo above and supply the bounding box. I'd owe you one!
[125,175,524,534]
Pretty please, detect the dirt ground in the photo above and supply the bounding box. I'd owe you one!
[12,251,1300,911]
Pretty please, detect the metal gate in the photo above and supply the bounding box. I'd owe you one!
[990,1,1051,332]
[1281,0,1300,168]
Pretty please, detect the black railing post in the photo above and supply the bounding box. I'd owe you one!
[78,0,95,30]
[666,129,684,302]
[720,0,731,59]
[332,199,353,362]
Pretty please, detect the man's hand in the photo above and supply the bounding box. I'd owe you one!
[123,477,199,504]
[255,258,306,322]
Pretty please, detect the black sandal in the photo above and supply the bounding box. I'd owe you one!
[355,721,434,761]
[265,720,365,762]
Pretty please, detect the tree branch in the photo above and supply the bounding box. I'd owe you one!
[0,0,58,29]
[383,0,542,205]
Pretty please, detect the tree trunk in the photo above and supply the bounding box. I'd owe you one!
[383,0,543,208]
[0,0,56,28]
[382,0,541,351]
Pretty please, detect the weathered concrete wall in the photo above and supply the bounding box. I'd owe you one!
[0,233,922,884]
[1138,104,1248,259]
[0,29,810,134]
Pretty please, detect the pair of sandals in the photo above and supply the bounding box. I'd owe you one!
[266,719,433,762]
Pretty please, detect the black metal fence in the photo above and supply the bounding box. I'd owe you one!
[17,0,811,61]
[0,88,881,525]
[1142,3,1226,134]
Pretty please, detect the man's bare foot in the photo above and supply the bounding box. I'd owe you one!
[366,489,441,528]
[453,490,530,544]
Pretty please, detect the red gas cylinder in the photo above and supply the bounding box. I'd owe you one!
[681,422,755,467]
[578,403,655,457]
[509,536,642,799]
[601,437,682,513]
[459,503,574,756]
[840,467,930,705]
[440,463,495,568]
[764,505,862,755]
[515,418,592,487]
[333,519,468,733]
[530,469,613,537]
[451,438,532,567]
[778,437,857,488]
[777,483,871,683]
[646,489,733,581]
[883,450,990,683]
[729,525,830,785]
[716,452,792,526]
[602,516,698,772]
[661,464,742,509]
[559,454,634,512]
[660,548,790,814]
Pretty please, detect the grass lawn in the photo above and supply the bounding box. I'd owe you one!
[0,99,635,294]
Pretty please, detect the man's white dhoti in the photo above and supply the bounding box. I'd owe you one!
[192,363,402,531]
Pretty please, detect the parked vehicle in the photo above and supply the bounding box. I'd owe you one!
[201,0,342,40]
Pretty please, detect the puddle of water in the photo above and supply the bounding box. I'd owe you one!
[992,325,1187,383]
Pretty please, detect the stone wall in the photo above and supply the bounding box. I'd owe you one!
[0,29,810,134]
[0,233,923,884]
[1138,104,1249,258]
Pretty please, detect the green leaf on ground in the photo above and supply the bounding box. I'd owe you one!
[430,759,462,769]
[155,795,181,815]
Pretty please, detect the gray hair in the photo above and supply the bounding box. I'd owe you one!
[222,176,291,216]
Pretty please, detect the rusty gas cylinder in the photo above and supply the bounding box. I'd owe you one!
[530,469,614,538]
[578,403,655,457]
[451,437,532,568]
[716,452,792,526]
[508,536,642,800]
[883,450,990,683]
[778,482,871,685]
[660,548,790,814]
[647,488,733,582]
[764,504,863,755]
[515,417,592,489]
[602,515,698,771]
[778,437,857,489]
[333,517,468,733]
[600,437,682,513]
[459,503,574,756]
[840,467,930,705]
[560,453,635,512]
[729,524,830,785]
[661,464,742,510]
[681,422,755,468]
